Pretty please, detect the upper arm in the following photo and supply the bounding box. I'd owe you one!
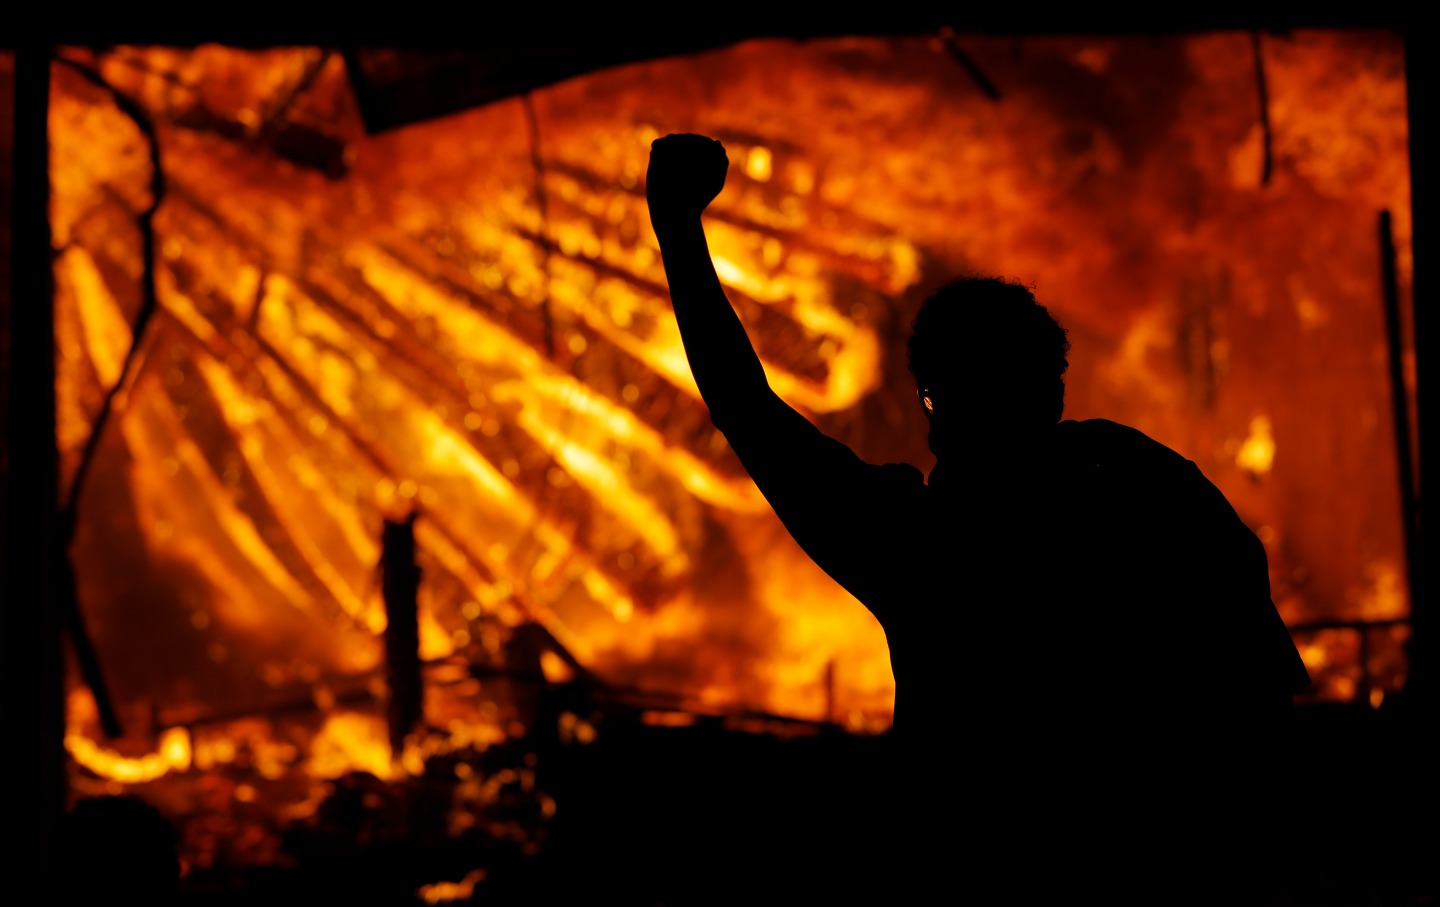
[712,389,928,617]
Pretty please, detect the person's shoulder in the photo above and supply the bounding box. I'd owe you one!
[1062,417,1170,449]
[875,461,927,487]
[1061,418,1192,469]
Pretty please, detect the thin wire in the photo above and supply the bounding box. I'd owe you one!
[939,26,1002,102]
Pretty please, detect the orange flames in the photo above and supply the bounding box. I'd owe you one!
[51,31,1412,825]
[66,725,193,784]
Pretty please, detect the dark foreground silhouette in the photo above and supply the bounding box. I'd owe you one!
[646,133,1311,903]
[58,794,181,904]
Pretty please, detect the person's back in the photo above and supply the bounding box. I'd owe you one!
[889,415,1305,899]
[645,133,1308,902]
[896,417,1302,718]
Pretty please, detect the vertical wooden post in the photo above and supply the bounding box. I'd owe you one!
[381,513,423,756]
[1,46,66,881]
[1402,29,1436,715]
[1380,210,1419,710]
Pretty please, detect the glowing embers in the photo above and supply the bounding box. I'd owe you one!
[1294,623,1410,705]
[1235,414,1276,476]
[63,701,549,880]
[68,94,907,724]
[308,712,396,780]
[418,869,488,904]
[42,34,1423,900]
[53,35,1416,825]
[67,727,193,784]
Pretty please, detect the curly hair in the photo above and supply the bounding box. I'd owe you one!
[907,276,1071,423]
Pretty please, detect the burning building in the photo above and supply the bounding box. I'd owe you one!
[0,25,1429,903]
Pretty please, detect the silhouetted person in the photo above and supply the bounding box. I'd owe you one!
[646,134,1310,903]
[57,794,180,904]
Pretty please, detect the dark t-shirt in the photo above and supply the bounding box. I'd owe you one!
[712,399,1310,744]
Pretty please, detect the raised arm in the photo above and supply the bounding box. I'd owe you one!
[645,134,774,428]
[644,135,929,620]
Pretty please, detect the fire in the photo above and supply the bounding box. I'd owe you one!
[539,650,577,683]
[47,33,1415,867]
[417,869,488,904]
[66,727,193,784]
[1235,415,1277,475]
[307,712,396,780]
[745,146,774,182]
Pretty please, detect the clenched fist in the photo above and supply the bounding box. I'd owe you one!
[646,133,729,230]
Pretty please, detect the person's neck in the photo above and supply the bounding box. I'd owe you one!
[932,422,1059,481]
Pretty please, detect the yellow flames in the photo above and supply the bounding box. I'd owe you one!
[744,146,773,182]
[1235,415,1276,475]
[66,727,193,784]
[1356,561,1408,622]
[417,869,488,904]
[308,712,396,780]
[48,42,926,736]
[539,650,576,683]
[51,32,1417,794]
[58,247,133,387]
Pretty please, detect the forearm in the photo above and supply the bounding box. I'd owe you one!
[653,216,774,423]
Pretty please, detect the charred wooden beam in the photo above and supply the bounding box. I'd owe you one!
[342,37,760,135]
[169,103,350,179]
[1402,28,1436,715]
[381,513,424,754]
[52,55,171,741]
[83,48,350,178]
[939,27,1002,102]
[1,44,67,883]
[1380,211,1420,684]
[1250,31,1273,187]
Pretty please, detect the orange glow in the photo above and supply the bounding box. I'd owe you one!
[539,650,577,683]
[641,710,700,728]
[51,34,1414,847]
[58,247,133,387]
[308,712,396,780]
[745,146,773,182]
[1235,415,1277,475]
[66,727,192,784]
[417,869,488,904]
[558,711,598,744]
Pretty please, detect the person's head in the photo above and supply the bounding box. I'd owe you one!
[907,276,1070,459]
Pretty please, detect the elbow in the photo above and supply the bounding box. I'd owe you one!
[705,399,739,438]
[701,385,779,438]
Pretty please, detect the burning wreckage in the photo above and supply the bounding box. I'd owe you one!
[12,29,1419,900]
